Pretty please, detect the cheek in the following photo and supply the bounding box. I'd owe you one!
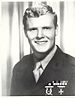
[26,31,37,40]
[26,31,33,40]
[43,30,56,39]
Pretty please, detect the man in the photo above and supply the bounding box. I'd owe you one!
[10,3,75,96]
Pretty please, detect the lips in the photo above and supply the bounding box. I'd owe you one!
[35,40,48,45]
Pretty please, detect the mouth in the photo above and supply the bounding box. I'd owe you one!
[34,40,48,45]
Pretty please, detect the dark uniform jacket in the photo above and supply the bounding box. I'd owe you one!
[10,46,75,96]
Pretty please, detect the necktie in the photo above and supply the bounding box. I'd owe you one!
[33,63,43,82]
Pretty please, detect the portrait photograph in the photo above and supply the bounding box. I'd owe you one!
[0,0,75,96]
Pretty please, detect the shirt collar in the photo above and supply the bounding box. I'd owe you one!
[36,45,57,70]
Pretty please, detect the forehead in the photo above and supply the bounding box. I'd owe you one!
[27,13,54,28]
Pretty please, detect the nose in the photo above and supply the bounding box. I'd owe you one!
[37,28,44,39]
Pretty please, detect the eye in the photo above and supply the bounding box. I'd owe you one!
[43,27,52,30]
[28,28,37,31]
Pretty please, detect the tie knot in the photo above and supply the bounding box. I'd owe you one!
[36,62,43,70]
[38,64,43,70]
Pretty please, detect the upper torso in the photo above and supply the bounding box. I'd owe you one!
[10,46,75,96]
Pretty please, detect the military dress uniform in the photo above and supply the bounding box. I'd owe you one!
[10,46,75,96]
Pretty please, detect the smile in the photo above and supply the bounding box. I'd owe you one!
[35,40,48,45]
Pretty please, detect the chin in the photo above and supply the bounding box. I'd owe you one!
[36,49,49,53]
[33,47,51,54]
[33,44,55,54]
[34,45,53,53]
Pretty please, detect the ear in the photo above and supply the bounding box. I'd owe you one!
[24,30,28,38]
[55,26,58,36]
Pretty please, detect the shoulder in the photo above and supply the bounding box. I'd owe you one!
[62,50,75,68]
[12,54,34,74]
[64,53,75,65]
[56,46,75,69]
[60,49,75,73]
[56,47,75,80]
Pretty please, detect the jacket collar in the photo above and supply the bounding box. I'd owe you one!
[50,45,64,70]
[30,45,64,70]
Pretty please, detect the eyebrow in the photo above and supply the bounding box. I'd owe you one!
[27,26,53,31]
[42,26,53,29]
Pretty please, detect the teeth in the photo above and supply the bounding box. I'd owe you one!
[35,41,47,42]
[35,41,47,44]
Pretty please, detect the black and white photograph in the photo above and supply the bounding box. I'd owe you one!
[1,0,75,96]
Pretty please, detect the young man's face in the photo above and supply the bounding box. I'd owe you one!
[25,13,57,54]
